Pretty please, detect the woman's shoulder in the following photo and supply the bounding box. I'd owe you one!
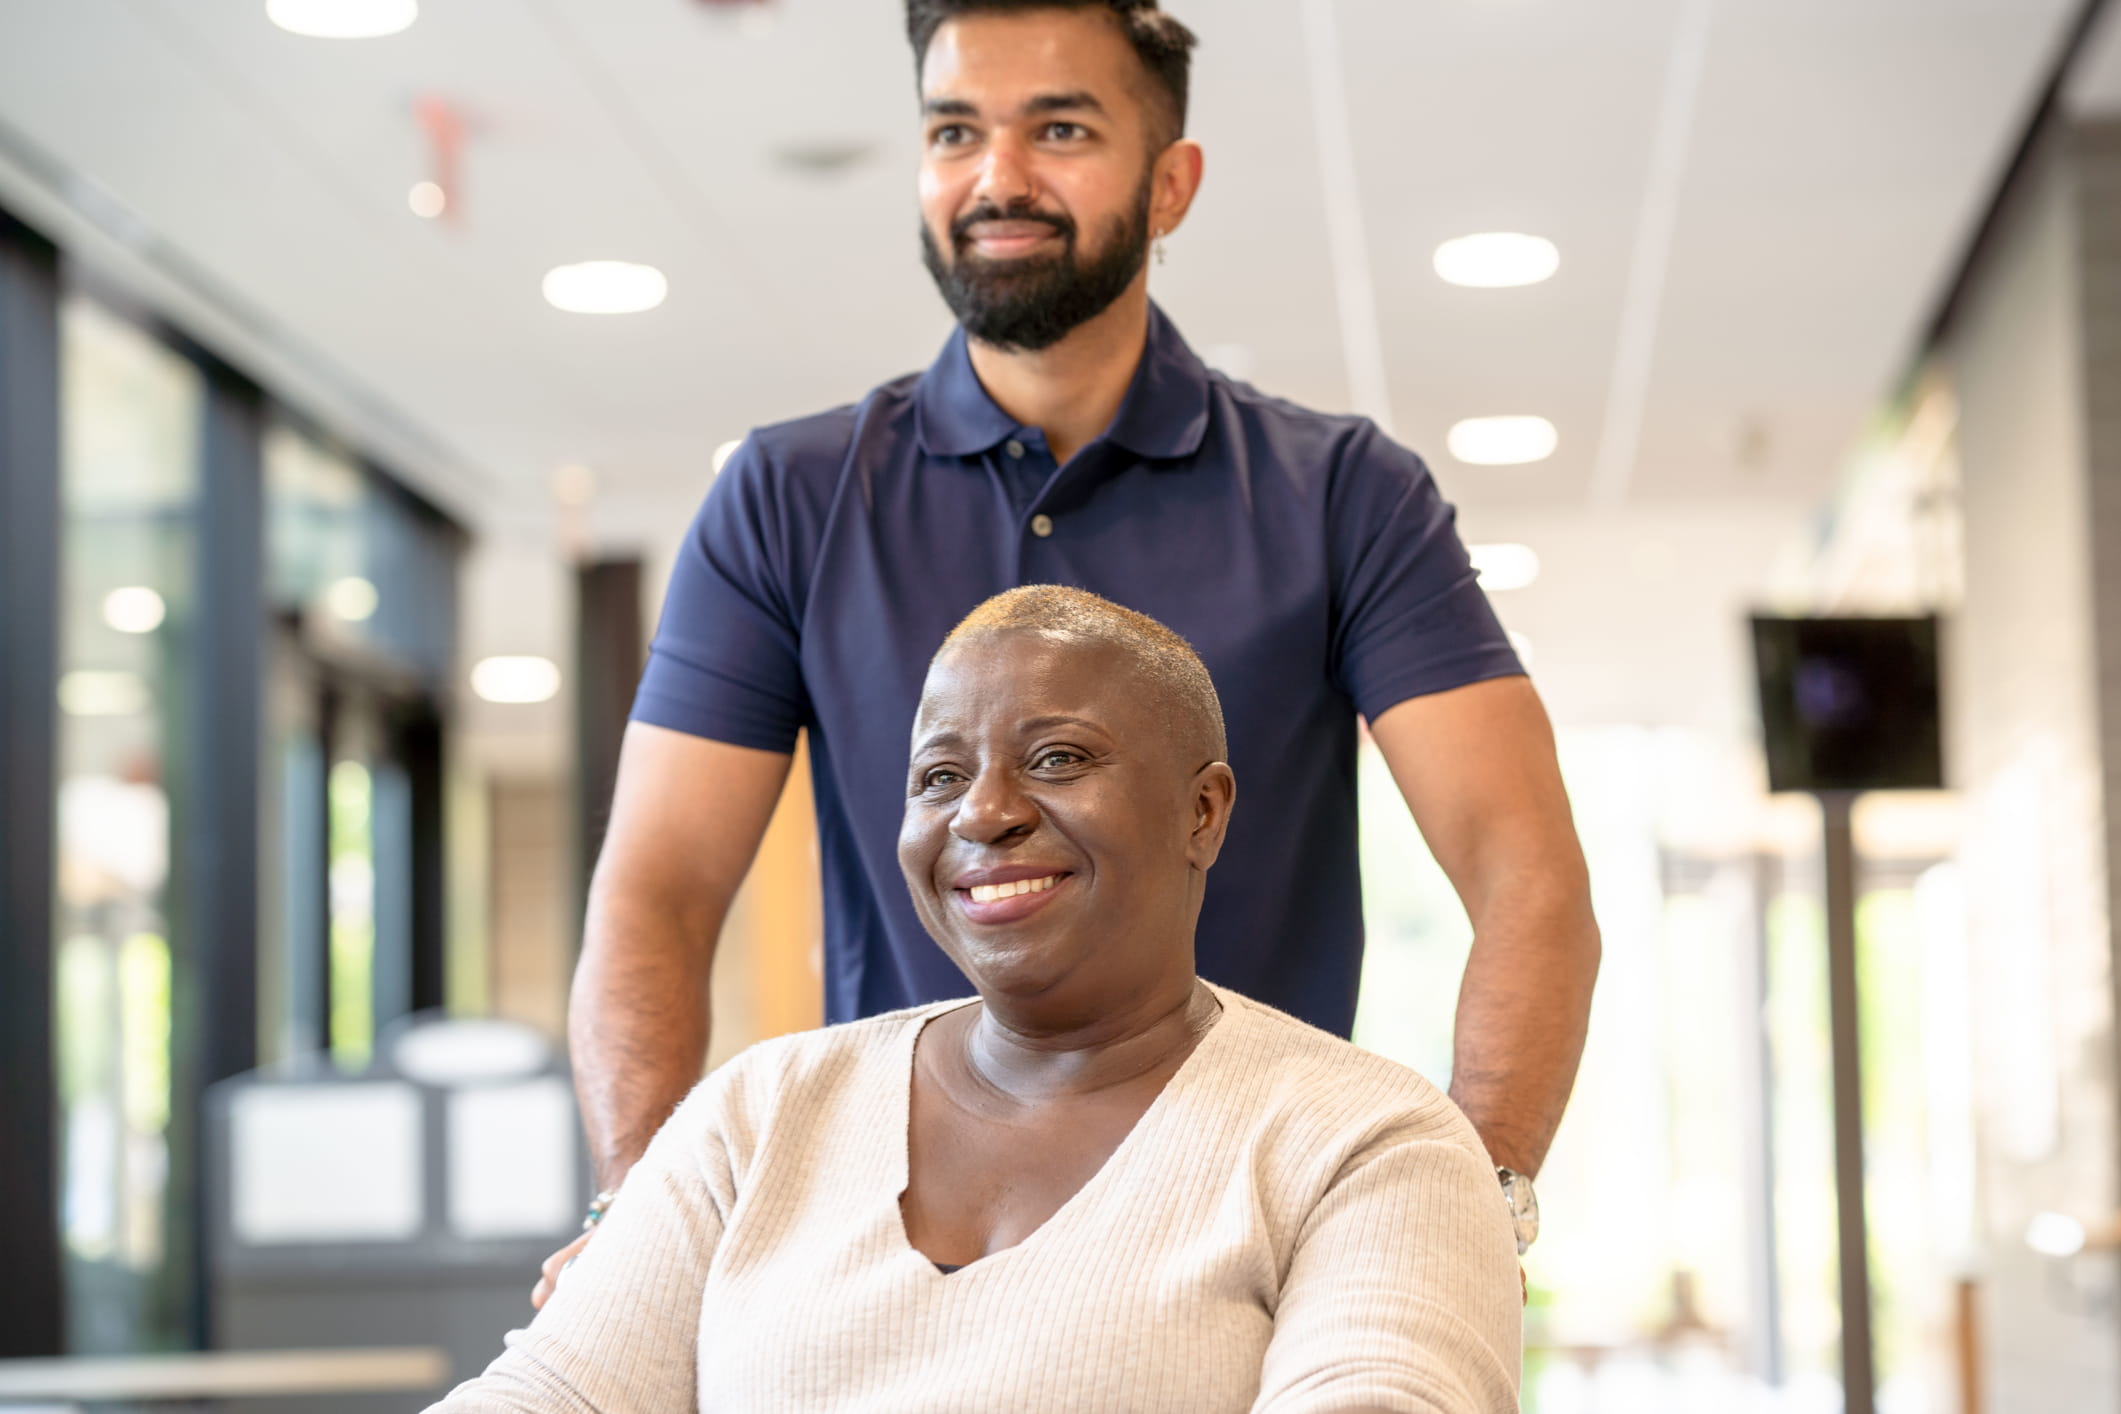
[1203,985,1488,1160]
[715,998,963,1099]
[652,999,966,1153]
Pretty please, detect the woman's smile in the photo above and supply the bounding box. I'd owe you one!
[952,870,1076,924]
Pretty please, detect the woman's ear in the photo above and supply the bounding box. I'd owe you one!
[1187,761,1237,870]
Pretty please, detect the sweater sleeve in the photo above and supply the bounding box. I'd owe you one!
[424,1077,738,1414]
[1250,1126,1522,1414]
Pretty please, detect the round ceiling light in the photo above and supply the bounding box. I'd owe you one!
[542,261,669,315]
[2025,1212,2087,1259]
[323,576,380,622]
[1469,543,1541,591]
[266,0,418,39]
[1434,233,1560,289]
[103,586,167,635]
[408,181,447,219]
[1447,416,1558,466]
[471,656,563,705]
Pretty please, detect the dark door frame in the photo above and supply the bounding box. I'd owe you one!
[0,202,65,1361]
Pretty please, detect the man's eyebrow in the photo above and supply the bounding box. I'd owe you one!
[921,91,1108,121]
[1023,90,1107,117]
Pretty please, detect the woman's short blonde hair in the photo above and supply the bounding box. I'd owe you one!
[941,584,1227,765]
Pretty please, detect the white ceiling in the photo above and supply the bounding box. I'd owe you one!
[0,0,2085,743]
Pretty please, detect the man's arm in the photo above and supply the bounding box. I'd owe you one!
[533,722,791,1307]
[1367,676,1599,1177]
[573,721,793,1185]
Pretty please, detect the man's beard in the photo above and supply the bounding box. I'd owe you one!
[921,181,1153,353]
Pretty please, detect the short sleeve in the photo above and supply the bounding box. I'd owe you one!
[425,1078,738,1413]
[1252,1130,1522,1414]
[630,438,811,752]
[1327,425,1523,722]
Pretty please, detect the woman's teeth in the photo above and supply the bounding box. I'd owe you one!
[967,875,1061,904]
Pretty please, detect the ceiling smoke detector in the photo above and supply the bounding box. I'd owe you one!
[693,0,776,37]
[773,141,877,178]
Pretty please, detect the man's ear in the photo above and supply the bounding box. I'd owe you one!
[1151,139,1205,241]
[1187,760,1236,870]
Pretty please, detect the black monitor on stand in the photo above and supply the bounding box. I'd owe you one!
[1750,615,1944,1414]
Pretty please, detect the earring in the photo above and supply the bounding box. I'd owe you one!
[1154,228,1167,265]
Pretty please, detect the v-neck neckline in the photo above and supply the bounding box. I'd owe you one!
[890,984,1236,1277]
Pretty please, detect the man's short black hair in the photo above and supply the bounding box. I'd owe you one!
[906,1,1198,150]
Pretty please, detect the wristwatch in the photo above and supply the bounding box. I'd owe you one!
[1497,1167,1539,1256]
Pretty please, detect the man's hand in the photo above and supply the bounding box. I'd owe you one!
[532,1230,594,1309]
[1369,676,1600,1179]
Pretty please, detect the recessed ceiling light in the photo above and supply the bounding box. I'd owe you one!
[266,0,418,39]
[408,181,446,219]
[1434,233,1560,289]
[2026,1212,2087,1259]
[542,261,668,315]
[58,670,150,718]
[713,440,745,474]
[102,586,167,634]
[1448,416,1558,466]
[1469,544,1540,591]
[323,576,379,622]
[471,656,563,705]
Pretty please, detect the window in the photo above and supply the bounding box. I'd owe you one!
[52,295,202,1352]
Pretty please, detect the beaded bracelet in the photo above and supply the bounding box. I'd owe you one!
[581,1188,620,1232]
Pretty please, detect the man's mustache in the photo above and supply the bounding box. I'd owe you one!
[951,203,1075,250]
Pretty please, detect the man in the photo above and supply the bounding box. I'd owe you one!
[537,0,1597,1303]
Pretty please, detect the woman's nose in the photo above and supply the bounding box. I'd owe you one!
[950,768,1037,844]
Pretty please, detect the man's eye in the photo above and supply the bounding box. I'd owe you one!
[931,124,973,147]
[1036,750,1082,769]
[1044,122,1087,141]
[923,769,965,789]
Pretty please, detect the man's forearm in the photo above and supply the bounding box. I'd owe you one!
[569,896,720,1190]
[1447,884,1600,1177]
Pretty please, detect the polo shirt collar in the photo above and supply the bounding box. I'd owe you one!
[913,302,1212,461]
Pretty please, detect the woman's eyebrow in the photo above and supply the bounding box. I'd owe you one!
[1016,714,1103,735]
[913,728,966,755]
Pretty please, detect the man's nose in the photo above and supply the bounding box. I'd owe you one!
[971,134,1037,213]
[950,768,1037,844]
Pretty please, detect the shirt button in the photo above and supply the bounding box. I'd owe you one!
[1030,514,1055,538]
[1004,439,1026,460]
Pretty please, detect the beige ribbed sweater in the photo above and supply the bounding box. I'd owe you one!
[431,985,1522,1413]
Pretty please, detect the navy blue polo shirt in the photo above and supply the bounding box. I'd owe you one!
[632,304,1521,1037]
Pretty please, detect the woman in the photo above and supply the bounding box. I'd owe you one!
[433,587,1522,1413]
